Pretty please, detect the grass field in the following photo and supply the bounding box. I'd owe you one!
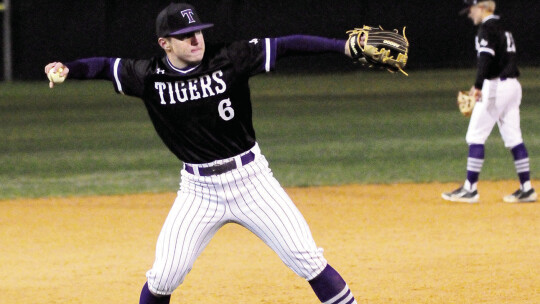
[1,68,540,199]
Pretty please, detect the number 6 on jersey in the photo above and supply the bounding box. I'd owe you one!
[218,98,235,121]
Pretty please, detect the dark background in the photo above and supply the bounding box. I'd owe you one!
[1,0,539,80]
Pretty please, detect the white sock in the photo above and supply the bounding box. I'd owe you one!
[464,180,476,191]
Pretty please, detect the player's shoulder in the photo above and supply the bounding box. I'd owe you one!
[204,38,267,64]
[480,15,504,33]
[204,42,231,57]
[207,38,266,54]
[477,18,500,41]
[121,57,159,73]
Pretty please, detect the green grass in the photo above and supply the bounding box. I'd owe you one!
[1,68,540,199]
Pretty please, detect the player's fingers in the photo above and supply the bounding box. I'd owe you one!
[44,62,57,74]
[468,86,475,96]
[52,62,63,73]
[60,66,69,77]
[471,89,481,102]
[49,62,65,74]
[475,91,482,101]
[49,81,54,89]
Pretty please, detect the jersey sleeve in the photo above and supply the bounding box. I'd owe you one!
[227,38,277,76]
[111,58,153,98]
[476,28,496,57]
[275,35,346,57]
[474,53,493,89]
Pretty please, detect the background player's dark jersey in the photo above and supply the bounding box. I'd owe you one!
[112,38,277,164]
[475,15,519,80]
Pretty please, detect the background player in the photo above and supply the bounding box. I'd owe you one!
[45,3,369,304]
[442,0,536,203]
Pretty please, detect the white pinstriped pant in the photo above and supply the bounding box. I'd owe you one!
[146,143,328,295]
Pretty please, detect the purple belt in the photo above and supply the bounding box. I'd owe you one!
[184,151,256,176]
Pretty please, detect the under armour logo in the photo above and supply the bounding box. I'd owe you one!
[156,68,165,74]
[249,39,259,45]
[181,9,196,23]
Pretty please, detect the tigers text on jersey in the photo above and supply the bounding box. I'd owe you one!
[475,15,519,80]
[112,38,277,164]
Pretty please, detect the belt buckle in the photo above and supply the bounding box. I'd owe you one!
[209,166,220,175]
[206,160,236,176]
[190,151,255,176]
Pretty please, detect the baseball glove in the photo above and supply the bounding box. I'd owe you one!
[457,91,476,117]
[347,25,409,75]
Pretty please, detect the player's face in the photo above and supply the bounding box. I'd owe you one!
[468,6,484,25]
[167,31,206,67]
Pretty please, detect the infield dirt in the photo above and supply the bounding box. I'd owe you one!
[1,181,539,304]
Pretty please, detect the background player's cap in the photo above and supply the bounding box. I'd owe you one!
[459,0,491,15]
[156,3,214,37]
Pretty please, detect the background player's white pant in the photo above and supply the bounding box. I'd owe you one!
[146,144,327,295]
[466,78,523,148]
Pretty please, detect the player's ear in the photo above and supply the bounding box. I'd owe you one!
[158,37,171,51]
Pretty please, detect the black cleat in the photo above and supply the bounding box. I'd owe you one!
[442,186,479,203]
[503,188,537,203]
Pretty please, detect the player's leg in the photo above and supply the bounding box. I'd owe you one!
[225,153,357,304]
[140,282,170,304]
[141,175,227,303]
[308,264,356,304]
[503,142,537,202]
[442,82,498,203]
[442,143,485,203]
[496,79,537,203]
[464,82,499,191]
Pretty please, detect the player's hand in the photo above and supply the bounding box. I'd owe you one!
[44,62,69,88]
[469,86,482,102]
[344,33,365,58]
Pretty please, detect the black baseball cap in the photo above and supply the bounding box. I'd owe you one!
[156,3,213,37]
[459,0,491,15]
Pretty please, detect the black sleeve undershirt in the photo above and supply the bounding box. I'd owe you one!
[475,52,493,89]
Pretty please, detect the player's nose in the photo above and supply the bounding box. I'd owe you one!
[190,32,203,45]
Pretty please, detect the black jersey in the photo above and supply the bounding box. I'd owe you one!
[111,38,277,164]
[475,15,519,85]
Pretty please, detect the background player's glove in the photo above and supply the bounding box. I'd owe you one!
[457,90,476,117]
[347,25,409,76]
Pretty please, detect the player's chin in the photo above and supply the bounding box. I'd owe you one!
[187,51,204,64]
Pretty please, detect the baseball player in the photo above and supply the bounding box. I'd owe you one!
[442,0,536,203]
[45,3,368,303]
